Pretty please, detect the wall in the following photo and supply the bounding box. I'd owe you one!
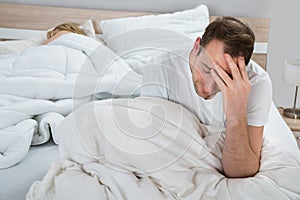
[0,0,272,18]
[267,0,300,108]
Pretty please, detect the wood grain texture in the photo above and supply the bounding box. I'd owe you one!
[251,54,267,69]
[0,3,151,33]
[0,3,269,69]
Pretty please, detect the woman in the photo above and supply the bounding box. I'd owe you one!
[43,22,86,45]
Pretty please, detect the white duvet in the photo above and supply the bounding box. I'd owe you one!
[0,33,141,169]
[27,97,300,200]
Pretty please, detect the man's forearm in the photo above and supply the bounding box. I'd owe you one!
[222,115,259,178]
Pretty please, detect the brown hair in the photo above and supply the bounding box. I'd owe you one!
[200,16,255,65]
[47,22,86,39]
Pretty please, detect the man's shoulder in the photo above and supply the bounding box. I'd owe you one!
[247,59,270,84]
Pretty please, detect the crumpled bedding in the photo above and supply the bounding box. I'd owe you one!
[0,33,142,169]
[33,112,64,145]
[27,97,300,200]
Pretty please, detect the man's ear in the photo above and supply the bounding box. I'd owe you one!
[193,37,201,54]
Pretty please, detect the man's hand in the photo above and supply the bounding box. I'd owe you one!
[210,54,251,122]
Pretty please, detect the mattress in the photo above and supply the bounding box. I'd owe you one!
[0,102,298,200]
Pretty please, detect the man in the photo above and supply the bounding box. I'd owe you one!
[141,16,272,178]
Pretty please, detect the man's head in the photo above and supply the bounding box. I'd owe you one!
[201,16,255,65]
[189,16,255,99]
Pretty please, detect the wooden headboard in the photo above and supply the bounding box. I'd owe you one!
[0,3,269,69]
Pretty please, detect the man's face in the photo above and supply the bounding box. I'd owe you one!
[191,39,233,99]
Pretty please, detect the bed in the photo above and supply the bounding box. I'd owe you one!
[0,3,299,200]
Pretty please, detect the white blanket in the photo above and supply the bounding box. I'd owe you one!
[0,33,142,169]
[27,97,300,200]
[33,112,64,145]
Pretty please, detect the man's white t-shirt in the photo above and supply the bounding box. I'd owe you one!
[141,49,272,127]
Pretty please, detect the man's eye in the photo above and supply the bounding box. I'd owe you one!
[203,68,211,73]
[202,65,211,73]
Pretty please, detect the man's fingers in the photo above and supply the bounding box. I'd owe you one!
[224,54,242,81]
[213,61,232,85]
[237,56,248,80]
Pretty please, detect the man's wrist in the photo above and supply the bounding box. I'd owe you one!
[226,113,247,128]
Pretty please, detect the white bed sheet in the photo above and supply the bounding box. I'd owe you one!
[0,140,59,200]
[0,102,298,200]
[265,102,299,154]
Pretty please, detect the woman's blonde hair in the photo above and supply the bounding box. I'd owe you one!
[47,22,86,39]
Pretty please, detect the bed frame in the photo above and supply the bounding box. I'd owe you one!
[0,3,269,69]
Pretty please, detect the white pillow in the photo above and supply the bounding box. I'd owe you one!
[95,34,106,45]
[99,5,209,73]
[100,4,209,49]
[79,19,96,38]
[0,34,46,55]
[0,19,96,55]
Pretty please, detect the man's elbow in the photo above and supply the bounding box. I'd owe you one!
[224,167,259,178]
[223,161,260,178]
